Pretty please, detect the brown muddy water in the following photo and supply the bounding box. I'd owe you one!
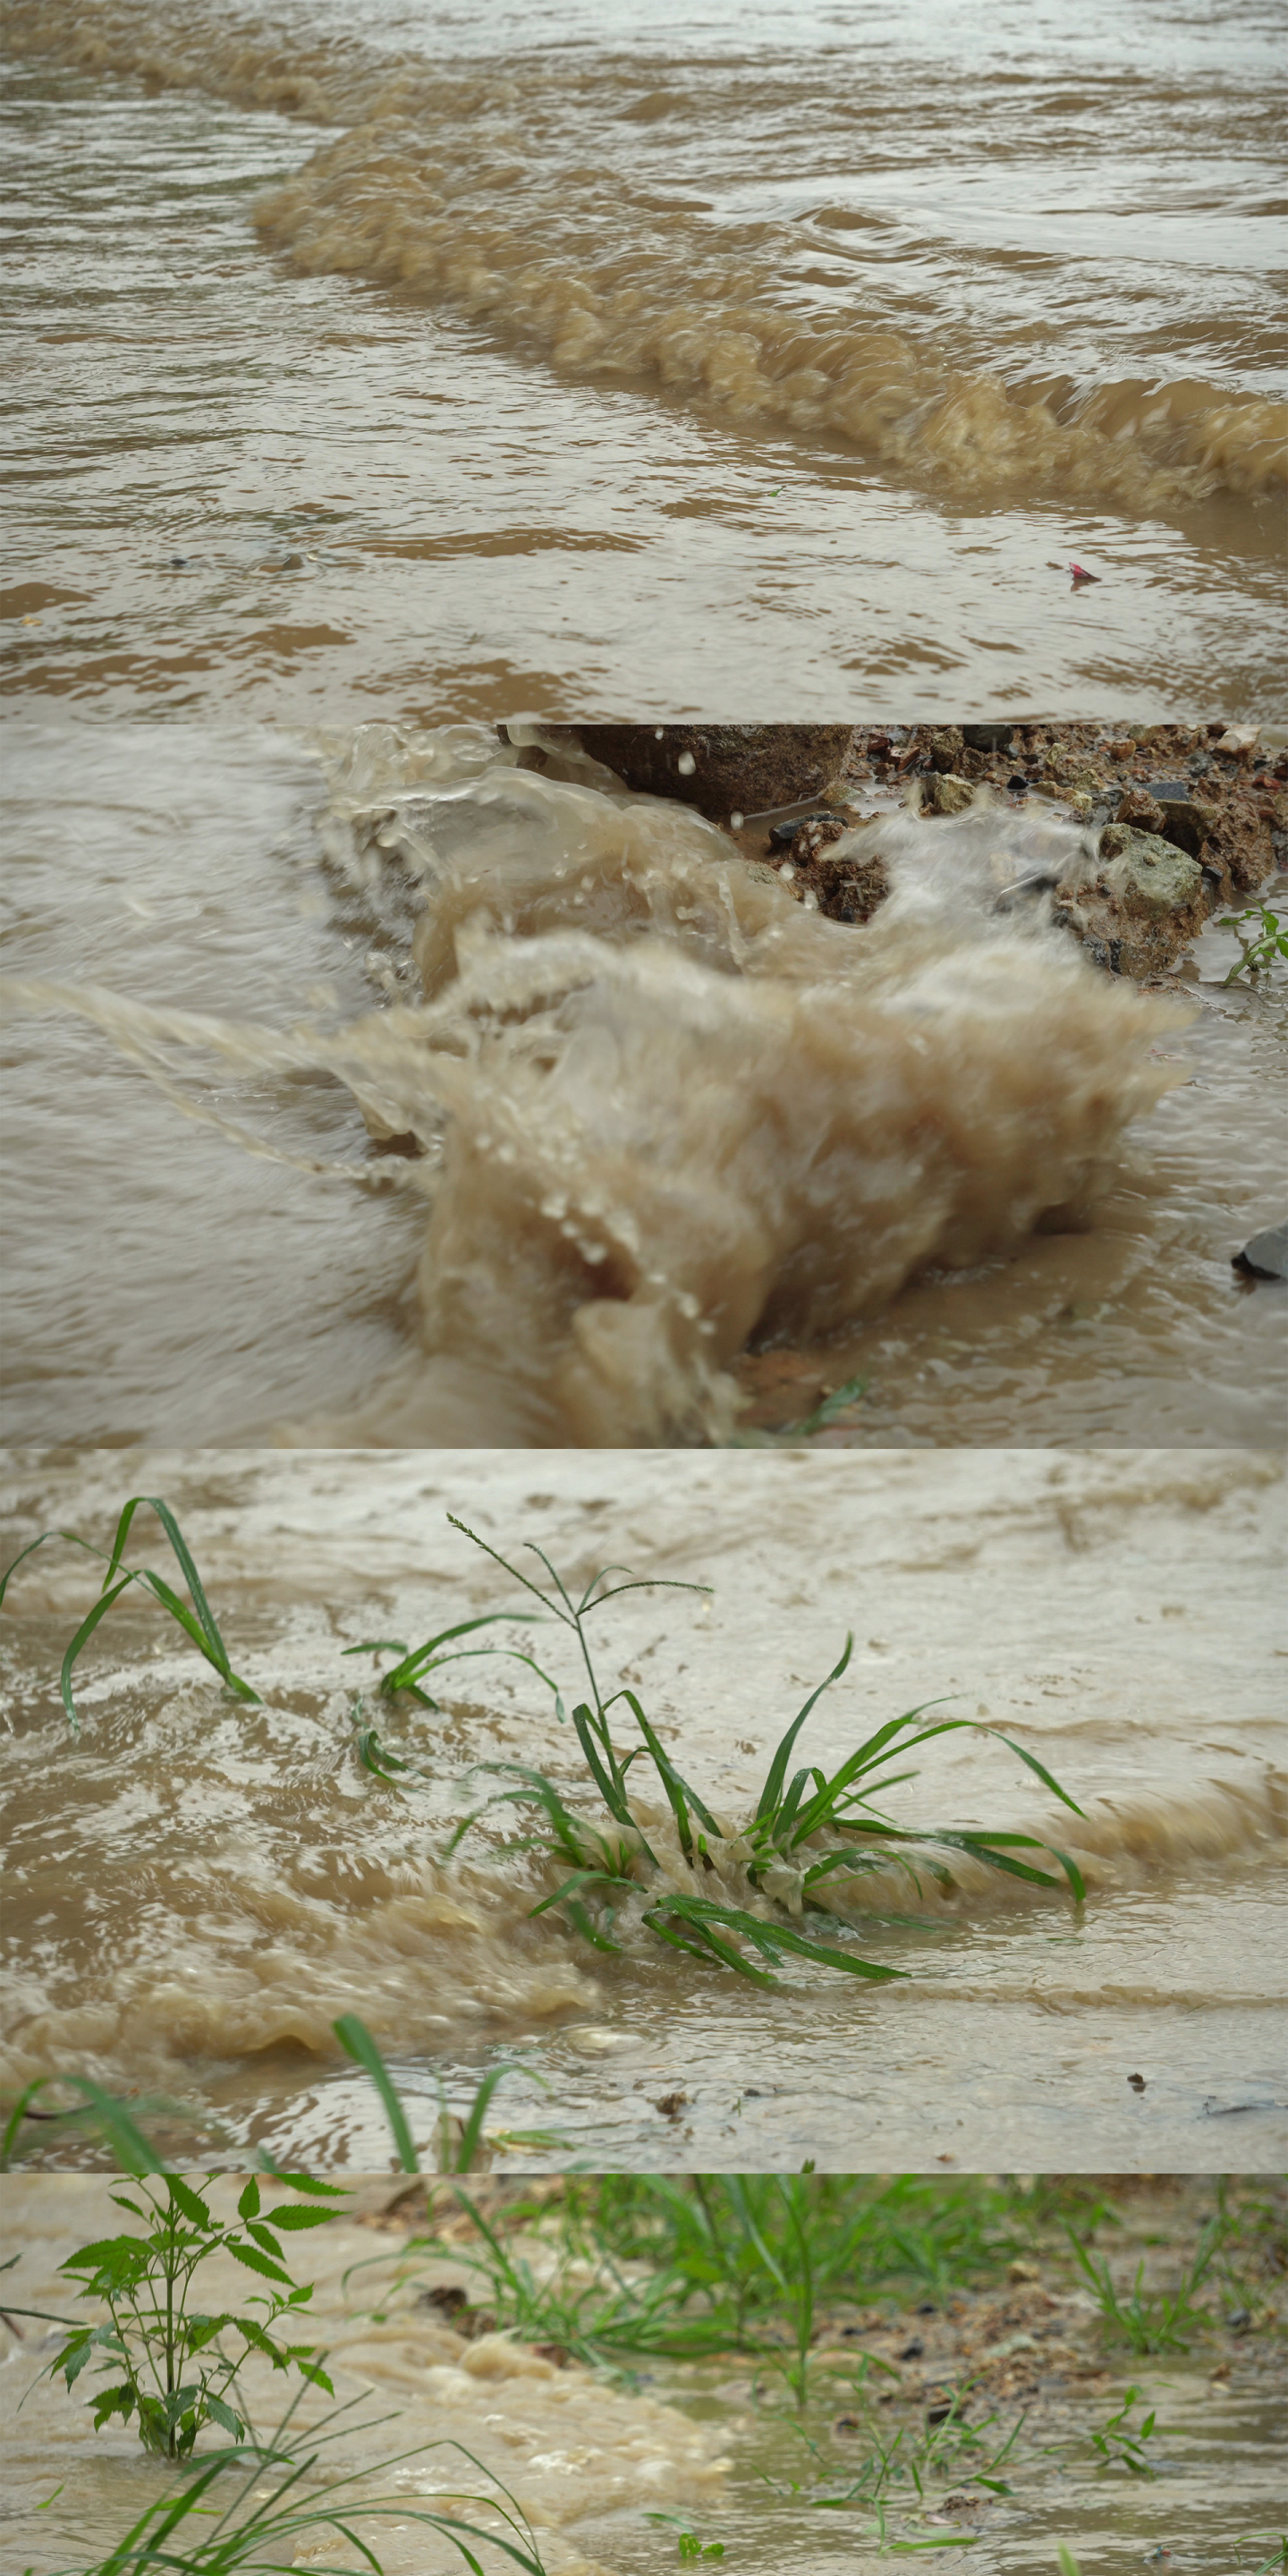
[2,722,1285,1450]
[2,1449,1284,2174]
[1,2177,1285,2573]
[1,0,1285,716]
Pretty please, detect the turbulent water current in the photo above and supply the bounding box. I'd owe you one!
[1,0,1285,711]
[3,719,1285,1449]
[2,1448,1284,2172]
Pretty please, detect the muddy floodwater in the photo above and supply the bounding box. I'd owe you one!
[2,2177,1285,2573]
[2,1447,1284,2173]
[2,0,1285,717]
[3,721,1286,1451]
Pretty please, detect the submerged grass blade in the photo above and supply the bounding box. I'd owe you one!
[371,1613,549,1697]
[0,2075,172,2175]
[646,1896,906,1987]
[333,2017,419,2174]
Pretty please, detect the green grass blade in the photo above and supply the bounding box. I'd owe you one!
[616,1689,722,1847]
[0,1529,82,1609]
[568,1701,636,1831]
[333,2015,419,2174]
[932,1832,1067,1891]
[784,1704,955,1844]
[985,1731,1086,1818]
[447,1513,569,1623]
[755,1634,854,1825]
[103,1496,250,1692]
[377,1612,547,1694]
[57,1579,133,1734]
[643,1904,779,1986]
[581,1577,715,1615]
[1,2074,169,2175]
[453,2067,516,2174]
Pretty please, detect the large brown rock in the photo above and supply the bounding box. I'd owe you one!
[566,725,854,824]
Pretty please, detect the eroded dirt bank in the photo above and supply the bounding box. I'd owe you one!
[564,719,1284,979]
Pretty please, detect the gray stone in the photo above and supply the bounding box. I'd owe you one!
[920,772,974,817]
[1096,826,1204,918]
[1233,1223,1288,1281]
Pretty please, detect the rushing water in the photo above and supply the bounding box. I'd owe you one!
[1,0,1285,716]
[2,1448,1284,2172]
[2,718,1285,1450]
[3,2178,1285,2574]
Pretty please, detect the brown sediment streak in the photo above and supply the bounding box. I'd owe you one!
[0,775,1193,1446]
[4,0,1284,508]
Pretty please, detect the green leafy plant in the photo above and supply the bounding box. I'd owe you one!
[1220,901,1288,981]
[1088,2385,1177,2478]
[12,2174,343,2459]
[1066,2213,1224,2354]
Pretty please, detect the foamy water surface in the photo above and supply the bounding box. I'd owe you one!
[2,1448,1284,2172]
[2,717,1285,1450]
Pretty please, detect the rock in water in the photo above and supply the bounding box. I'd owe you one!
[1097,826,1204,918]
[920,772,974,816]
[1233,1223,1288,1281]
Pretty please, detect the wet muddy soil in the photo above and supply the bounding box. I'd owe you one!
[2,2175,1284,2573]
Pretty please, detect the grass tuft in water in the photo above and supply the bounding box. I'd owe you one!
[39,2383,552,2575]
[1065,2209,1228,2354]
[3,1502,1088,1991]
[0,1496,258,1734]
[436,1522,1087,1987]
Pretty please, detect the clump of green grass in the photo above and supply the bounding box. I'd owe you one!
[2,1504,1089,1992]
[368,2172,1030,2402]
[39,2386,552,2576]
[1065,2211,1226,2354]
[429,1518,1087,1987]
[0,1496,258,1735]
